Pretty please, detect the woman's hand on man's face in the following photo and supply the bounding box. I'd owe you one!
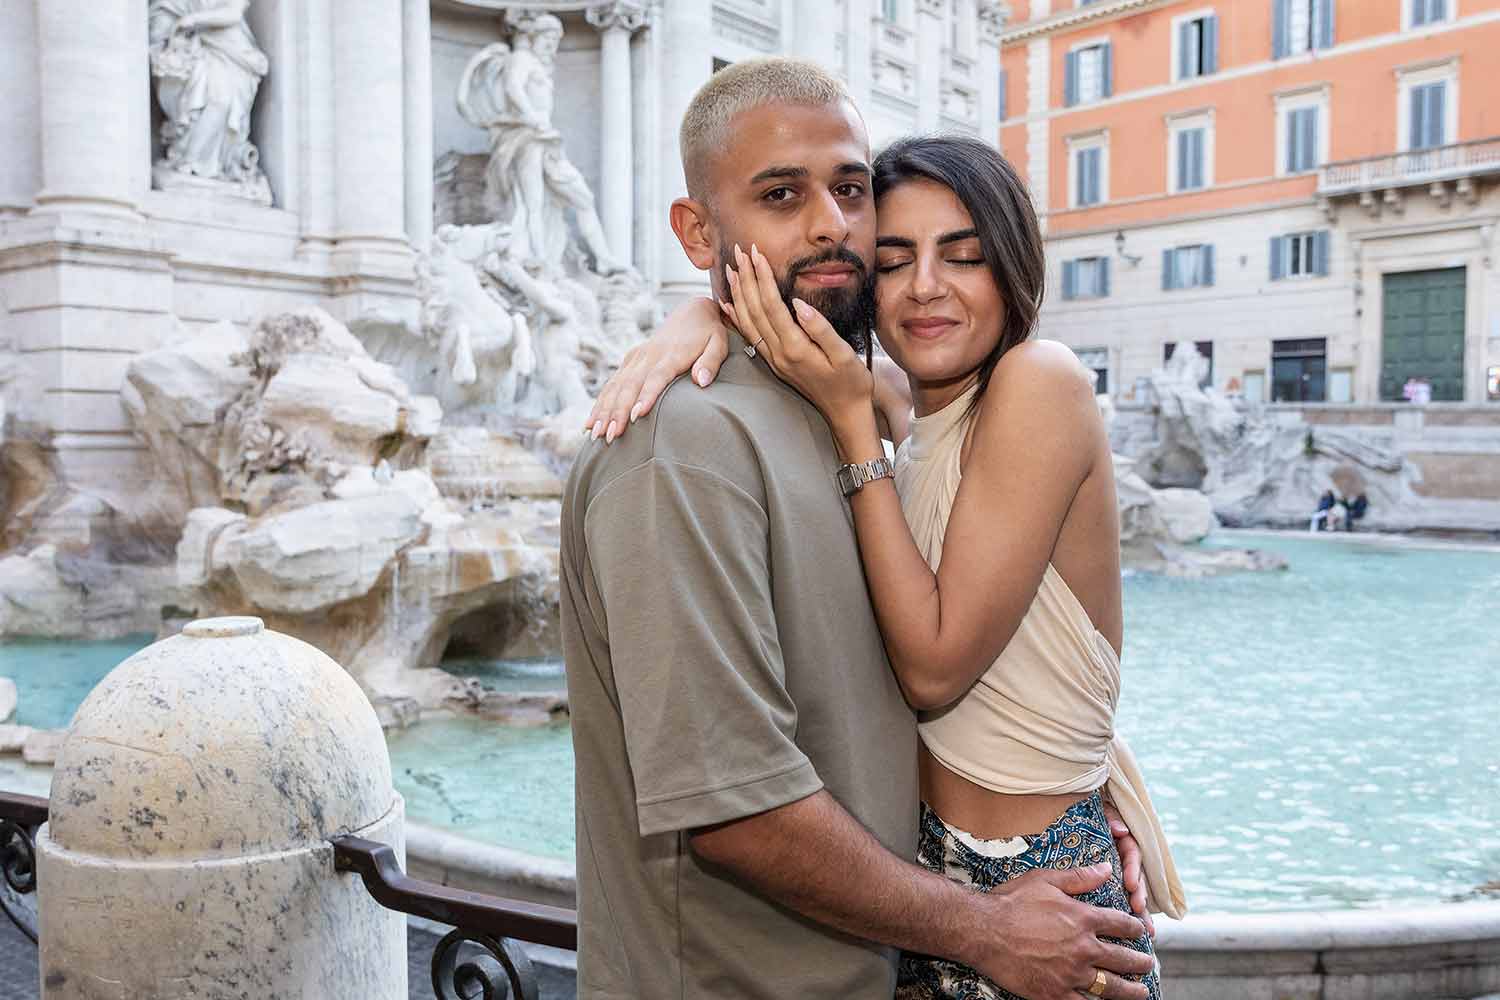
[723,243,874,434]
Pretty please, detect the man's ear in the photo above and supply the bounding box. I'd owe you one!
[670,197,717,273]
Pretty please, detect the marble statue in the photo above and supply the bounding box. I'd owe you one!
[458,13,620,273]
[148,0,273,205]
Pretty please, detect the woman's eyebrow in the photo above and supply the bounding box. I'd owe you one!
[876,228,979,250]
[936,228,979,246]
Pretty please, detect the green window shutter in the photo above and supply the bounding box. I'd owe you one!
[1204,16,1219,74]
[1065,51,1079,107]
[1102,43,1113,98]
[1063,260,1078,300]
[1270,236,1286,281]
[1178,20,1193,79]
[1202,244,1216,286]
[1273,0,1291,58]
[1100,257,1111,297]
[1162,249,1175,290]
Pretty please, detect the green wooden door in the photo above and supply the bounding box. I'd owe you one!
[1381,267,1466,401]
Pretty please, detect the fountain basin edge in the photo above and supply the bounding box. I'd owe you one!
[403,821,1500,1000]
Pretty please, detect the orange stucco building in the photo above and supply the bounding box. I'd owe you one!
[997,0,1500,404]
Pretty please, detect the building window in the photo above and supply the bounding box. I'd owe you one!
[1062,257,1111,300]
[1276,89,1328,176]
[1068,133,1108,208]
[1065,42,1112,107]
[1169,118,1211,193]
[1175,12,1219,80]
[1075,347,1111,394]
[1409,80,1448,149]
[1271,338,1327,402]
[1284,106,1321,173]
[999,69,1008,121]
[1163,340,1214,387]
[1409,0,1451,28]
[1488,365,1500,401]
[1271,231,1331,280]
[1162,244,1214,290]
[1273,0,1335,58]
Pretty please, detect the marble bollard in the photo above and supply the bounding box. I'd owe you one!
[35,617,407,999]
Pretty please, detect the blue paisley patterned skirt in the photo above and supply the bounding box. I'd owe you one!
[895,791,1161,1000]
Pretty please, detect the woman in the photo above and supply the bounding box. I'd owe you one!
[591,135,1185,999]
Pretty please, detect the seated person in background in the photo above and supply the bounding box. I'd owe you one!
[1310,490,1336,532]
[1346,494,1369,531]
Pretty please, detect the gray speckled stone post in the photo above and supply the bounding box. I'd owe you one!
[35,616,407,999]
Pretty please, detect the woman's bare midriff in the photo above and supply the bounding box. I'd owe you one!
[919,743,1093,840]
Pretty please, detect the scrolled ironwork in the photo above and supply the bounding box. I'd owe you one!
[331,833,577,1000]
[0,791,48,944]
[430,927,539,1000]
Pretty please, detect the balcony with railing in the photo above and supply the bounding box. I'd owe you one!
[1318,137,1500,215]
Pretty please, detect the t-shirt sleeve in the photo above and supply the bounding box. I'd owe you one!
[583,457,822,837]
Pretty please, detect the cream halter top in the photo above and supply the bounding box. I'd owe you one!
[893,384,1187,919]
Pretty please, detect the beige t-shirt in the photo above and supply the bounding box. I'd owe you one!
[561,337,919,999]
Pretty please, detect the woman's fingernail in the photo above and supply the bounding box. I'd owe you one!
[694,368,710,386]
[591,420,604,440]
[791,298,808,315]
[605,420,619,443]
[629,403,642,423]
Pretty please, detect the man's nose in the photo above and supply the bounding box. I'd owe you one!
[806,190,850,247]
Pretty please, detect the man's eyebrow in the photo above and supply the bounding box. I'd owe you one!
[748,165,808,185]
[747,162,871,185]
[876,228,980,250]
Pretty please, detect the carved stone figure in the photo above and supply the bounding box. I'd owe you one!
[458,13,620,273]
[148,0,273,204]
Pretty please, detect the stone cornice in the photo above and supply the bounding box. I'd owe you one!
[999,0,1175,45]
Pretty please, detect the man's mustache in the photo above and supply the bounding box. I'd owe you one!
[783,245,869,284]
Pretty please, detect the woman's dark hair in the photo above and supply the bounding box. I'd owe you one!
[871,134,1045,403]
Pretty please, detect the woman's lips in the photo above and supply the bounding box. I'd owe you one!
[902,318,959,339]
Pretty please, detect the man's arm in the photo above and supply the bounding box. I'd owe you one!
[692,791,1154,1000]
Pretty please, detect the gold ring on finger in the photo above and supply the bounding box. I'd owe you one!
[1087,969,1108,996]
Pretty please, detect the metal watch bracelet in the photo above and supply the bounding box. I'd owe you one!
[835,457,895,497]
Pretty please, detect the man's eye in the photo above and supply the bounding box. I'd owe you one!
[762,187,796,203]
[876,259,910,273]
[834,183,867,198]
[948,256,986,266]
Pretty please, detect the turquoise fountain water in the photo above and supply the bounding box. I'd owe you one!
[4,534,1498,912]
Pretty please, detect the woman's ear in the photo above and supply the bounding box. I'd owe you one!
[669,197,718,273]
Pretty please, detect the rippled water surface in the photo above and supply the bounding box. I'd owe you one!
[4,533,1497,911]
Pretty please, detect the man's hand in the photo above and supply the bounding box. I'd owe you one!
[1104,801,1155,938]
[967,864,1154,1000]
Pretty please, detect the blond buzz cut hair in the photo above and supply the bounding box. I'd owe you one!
[679,57,860,204]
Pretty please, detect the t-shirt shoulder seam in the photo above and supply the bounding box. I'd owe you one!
[582,456,767,529]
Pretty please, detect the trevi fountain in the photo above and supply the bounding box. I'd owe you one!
[2,4,1499,999]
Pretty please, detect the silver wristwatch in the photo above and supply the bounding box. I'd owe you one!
[836,457,895,497]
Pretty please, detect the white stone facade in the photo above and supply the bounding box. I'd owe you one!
[0,0,1002,503]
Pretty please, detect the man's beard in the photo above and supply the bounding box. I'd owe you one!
[721,243,875,354]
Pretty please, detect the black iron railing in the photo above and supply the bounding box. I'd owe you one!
[0,792,578,1000]
[0,791,46,944]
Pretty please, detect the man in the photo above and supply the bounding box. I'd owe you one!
[561,58,1155,999]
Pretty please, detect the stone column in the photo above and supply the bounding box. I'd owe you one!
[977,1,1009,145]
[331,0,410,268]
[31,0,142,218]
[402,0,434,253]
[915,0,945,132]
[657,0,714,301]
[588,2,647,269]
[845,0,875,113]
